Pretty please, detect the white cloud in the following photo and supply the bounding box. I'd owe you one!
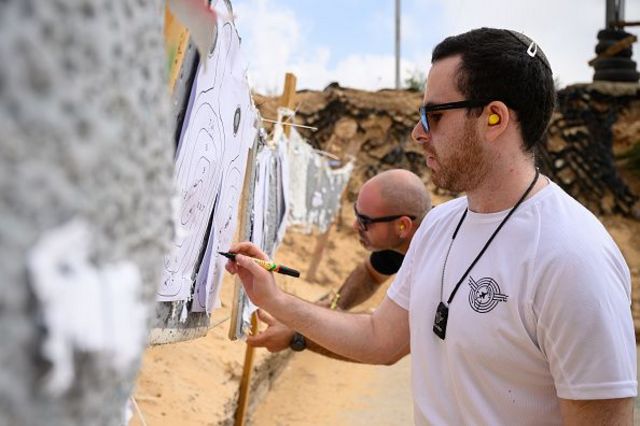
[232,0,640,93]
[233,0,305,93]
[332,54,419,90]
[233,0,417,93]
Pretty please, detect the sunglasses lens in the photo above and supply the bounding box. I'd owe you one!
[354,204,367,231]
[419,107,429,133]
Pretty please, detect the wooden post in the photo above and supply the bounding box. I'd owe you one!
[164,3,191,93]
[234,314,258,426]
[228,140,260,341]
[280,73,297,137]
[234,72,297,426]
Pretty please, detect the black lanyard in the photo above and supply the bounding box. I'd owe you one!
[433,169,540,340]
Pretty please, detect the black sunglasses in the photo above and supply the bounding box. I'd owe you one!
[419,99,490,133]
[353,204,416,231]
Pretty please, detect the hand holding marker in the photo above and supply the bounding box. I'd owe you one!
[219,251,301,278]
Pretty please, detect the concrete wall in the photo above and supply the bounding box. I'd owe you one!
[0,1,174,424]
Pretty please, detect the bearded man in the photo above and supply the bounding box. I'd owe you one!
[227,28,637,424]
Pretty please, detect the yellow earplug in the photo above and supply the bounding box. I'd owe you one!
[488,114,501,125]
[400,224,405,231]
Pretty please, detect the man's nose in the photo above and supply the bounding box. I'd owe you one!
[411,122,429,145]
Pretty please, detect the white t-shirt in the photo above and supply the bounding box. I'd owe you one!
[388,181,637,425]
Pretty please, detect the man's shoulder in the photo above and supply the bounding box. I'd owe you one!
[529,182,627,277]
[537,182,611,244]
[427,196,467,221]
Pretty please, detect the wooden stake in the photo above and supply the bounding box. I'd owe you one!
[228,141,259,341]
[234,314,258,426]
[280,73,297,137]
[234,72,297,426]
[164,4,191,93]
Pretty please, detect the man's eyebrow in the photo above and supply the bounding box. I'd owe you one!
[422,101,439,107]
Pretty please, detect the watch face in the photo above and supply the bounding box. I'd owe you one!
[289,333,306,352]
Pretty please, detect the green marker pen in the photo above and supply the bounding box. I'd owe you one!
[219,251,301,278]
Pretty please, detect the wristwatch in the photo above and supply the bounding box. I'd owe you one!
[289,332,307,352]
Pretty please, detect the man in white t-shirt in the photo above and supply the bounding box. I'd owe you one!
[226,28,637,424]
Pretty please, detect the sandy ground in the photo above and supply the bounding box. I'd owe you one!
[130,186,640,425]
[249,254,414,426]
[252,352,413,425]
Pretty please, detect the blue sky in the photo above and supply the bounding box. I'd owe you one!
[229,0,640,94]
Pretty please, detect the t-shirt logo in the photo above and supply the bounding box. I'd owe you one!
[468,276,508,313]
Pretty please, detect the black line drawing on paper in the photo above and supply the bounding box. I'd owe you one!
[158,102,224,300]
[193,156,244,311]
[161,8,257,309]
[233,106,241,136]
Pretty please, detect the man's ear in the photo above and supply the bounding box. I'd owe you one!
[484,101,510,142]
[398,216,413,236]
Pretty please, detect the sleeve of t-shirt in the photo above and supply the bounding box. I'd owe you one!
[387,221,429,310]
[369,250,405,275]
[386,257,412,310]
[533,243,638,400]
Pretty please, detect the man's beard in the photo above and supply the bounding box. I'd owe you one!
[358,230,402,252]
[429,120,490,193]
[358,231,371,249]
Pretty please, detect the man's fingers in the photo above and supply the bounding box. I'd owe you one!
[247,328,275,347]
[229,241,270,261]
[235,254,271,279]
[225,260,238,274]
[246,333,265,347]
[257,309,275,325]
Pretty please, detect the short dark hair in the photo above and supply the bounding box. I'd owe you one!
[432,28,556,152]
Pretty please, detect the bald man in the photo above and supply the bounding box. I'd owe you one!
[247,169,431,359]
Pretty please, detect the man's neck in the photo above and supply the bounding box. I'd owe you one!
[465,162,545,213]
[395,231,417,254]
